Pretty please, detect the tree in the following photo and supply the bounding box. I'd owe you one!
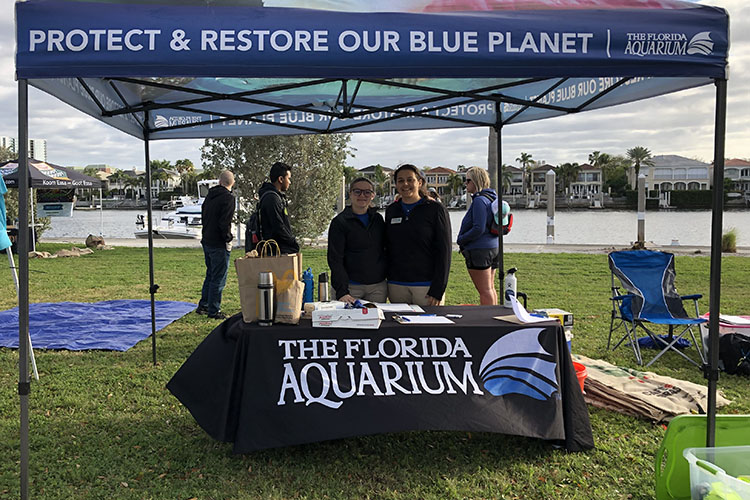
[371,164,389,198]
[516,152,534,195]
[501,164,514,194]
[150,159,172,171]
[174,158,196,194]
[107,169,126,197]
[123,174,142,199]
[201,134,352,239]
[555,162,581,193]
[342,166,357,187]
[446,173,464,202]
[626,146,654,188]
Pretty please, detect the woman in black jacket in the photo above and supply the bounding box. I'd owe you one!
[327,177,387,303]
[385,164,451,306]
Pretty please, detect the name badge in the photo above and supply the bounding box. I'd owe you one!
[391,217,402,224]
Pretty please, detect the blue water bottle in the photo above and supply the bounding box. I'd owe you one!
[302,267,314,305]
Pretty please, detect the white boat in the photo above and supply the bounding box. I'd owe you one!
[134,180,218,239]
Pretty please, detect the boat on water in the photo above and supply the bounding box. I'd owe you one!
[134,180,218,239]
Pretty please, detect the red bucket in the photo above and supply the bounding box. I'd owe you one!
[573,362,587,393]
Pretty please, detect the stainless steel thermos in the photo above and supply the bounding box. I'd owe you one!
[318,272,329,302]
[258,271,274,326]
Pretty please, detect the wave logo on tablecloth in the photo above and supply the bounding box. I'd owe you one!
[478,328,558,401]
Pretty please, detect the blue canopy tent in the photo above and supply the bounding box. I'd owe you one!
[14,0,730,497]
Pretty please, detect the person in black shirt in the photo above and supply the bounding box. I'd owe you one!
[385,164,451,306]
[197,170,235,319]
[257,162,299,255]
[327,177,387,304]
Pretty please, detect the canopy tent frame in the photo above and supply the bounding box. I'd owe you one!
[81,75,633,135]
[13,2,730,499]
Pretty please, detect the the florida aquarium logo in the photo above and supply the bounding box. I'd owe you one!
[478,328,559,401]
[624,31,713,57]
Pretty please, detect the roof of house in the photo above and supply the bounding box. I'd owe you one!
[651,155,709,168]
[424,166,456,174]
[725,158,750,167]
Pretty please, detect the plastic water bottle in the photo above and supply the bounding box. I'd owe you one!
[503,267,518,307]
[302,267,314,305]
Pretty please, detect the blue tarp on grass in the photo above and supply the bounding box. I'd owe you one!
[0,300,196,351]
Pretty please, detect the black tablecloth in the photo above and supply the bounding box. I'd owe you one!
[167,305,594,453]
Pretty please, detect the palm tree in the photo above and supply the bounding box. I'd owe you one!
[123,174,140,199]
[555,162,581,193]
[107,169,126,197]
[372,164,389,198]
[626,146,654,189]
[447,173,464,202]
[516,152,534,195]
[501,164,514,194]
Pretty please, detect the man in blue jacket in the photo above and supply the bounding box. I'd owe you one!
[197,170,235,319]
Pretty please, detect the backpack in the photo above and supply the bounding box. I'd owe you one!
[719,333,750,376]
[477,192,512,236]
[244,191,278,252]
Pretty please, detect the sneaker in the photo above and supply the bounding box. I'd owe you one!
[207,311,228,320]
[195,306,208,315]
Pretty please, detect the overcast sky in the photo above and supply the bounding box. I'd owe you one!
[0,0,747,171]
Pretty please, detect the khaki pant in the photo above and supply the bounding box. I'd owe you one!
[348,281,388,303]
[387,283,444,307]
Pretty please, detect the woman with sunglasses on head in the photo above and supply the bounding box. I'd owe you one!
[327,177,387,304]
[385,164,452,307]
[457,167,499,305]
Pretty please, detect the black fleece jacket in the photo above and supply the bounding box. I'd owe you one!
[384,198,452,299]
[201,185,235,248]
[327,207,386,299]
[258,182,299,255]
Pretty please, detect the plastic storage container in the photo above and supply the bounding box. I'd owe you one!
[683,445,750,500]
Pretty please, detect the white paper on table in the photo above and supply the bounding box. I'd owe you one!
[374,303,425,313]
[510,295,550,324]
[397,315,454,324]
[718,314,750,326]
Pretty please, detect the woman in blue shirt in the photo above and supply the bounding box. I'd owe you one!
[385,164,451,306]
[456,167,498,305]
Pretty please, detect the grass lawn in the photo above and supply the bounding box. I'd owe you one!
[1,244,748,499]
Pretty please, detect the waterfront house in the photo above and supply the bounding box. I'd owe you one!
[723,158,750,194]
[569,163,602,197]
[631,154,711,192]
[423,166,456,198]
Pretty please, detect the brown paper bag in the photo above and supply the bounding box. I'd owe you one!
[235,240,302,323]
[274,273,304,325]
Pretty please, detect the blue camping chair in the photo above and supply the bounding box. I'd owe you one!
[608,250,706,367]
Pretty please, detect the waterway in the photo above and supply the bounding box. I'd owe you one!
[42,208,750,247]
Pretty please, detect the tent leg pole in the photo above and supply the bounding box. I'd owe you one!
[144,125,158,366]
[706,78,727,448]
[18,78,30,500]
[99,188,104,236]
[492,104,504,302]
[30,188,35,252]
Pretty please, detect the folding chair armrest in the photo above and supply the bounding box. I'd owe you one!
[611,294,631,302]
[680,294,702,301]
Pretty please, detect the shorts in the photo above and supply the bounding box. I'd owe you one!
[462,247,499,270]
